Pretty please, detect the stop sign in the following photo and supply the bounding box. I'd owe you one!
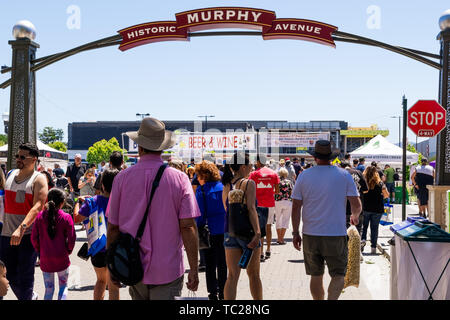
[407,100,447,137]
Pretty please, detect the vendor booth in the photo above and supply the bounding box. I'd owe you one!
[350,134,419,167]
[0,140,69,171]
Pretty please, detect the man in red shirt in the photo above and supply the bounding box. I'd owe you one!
[249,155,279,262]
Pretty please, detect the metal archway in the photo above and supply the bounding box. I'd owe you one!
[1,7,449,193]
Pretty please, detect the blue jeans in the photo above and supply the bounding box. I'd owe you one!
[0,235,38,300]
[361,211,383,248]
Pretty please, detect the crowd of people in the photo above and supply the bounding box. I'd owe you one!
[0,117,436,301]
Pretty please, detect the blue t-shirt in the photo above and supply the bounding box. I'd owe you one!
[195,181,226,235]
[292,165,359,236]
[356,164,366,173]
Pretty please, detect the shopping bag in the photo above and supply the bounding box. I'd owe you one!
[82,198,107,256]
[380,202,393,226]
[344,225,360,288]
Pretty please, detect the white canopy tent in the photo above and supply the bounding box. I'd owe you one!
[350,135,419,166]
[0,140,68,171]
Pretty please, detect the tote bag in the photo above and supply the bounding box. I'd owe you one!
[82,198,107,256]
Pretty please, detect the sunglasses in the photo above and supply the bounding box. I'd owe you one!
[15,154,34,160]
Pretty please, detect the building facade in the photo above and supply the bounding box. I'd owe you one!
[68,120,387,161]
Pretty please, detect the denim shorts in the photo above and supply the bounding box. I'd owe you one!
[223,233,261,250]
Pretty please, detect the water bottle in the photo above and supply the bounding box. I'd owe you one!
[238,248,253,269]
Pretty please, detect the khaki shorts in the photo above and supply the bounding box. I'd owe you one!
[302,234,348,277]
[129,275,184,300]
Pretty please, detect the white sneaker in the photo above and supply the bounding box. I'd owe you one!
[371,247,377,255]
[32,291,38,300]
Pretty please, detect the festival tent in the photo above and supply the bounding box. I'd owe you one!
[0,140,68,170]
[350,134,419,166]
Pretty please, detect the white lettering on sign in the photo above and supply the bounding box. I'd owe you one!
[274,23,322,34]
[186,10,263,24]
[409,111,445,126]
[188,13,199,24]
[127,26,177,39]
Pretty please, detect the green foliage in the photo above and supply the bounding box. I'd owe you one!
[86,137,127,165]
[407,143,423,164]
[0,134,7,147]
[38,127,64,144]
[48,141,67,152]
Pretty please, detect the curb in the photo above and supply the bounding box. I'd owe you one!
[377,243,390,262]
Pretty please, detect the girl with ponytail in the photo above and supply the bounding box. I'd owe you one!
[31,188,76,300]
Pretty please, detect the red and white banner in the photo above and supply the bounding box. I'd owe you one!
[260,132,330,148]
[172,133,257,152]
[118,7,338,51]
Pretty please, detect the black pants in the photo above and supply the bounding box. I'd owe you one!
[203,234,227,297]
[0,234,38,300]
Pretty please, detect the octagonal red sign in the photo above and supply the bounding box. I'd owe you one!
[407,100,446,137]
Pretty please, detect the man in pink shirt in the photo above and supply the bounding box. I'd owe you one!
[106,117,201,300]
[249,155,279,262]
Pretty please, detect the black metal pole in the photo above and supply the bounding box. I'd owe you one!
[435,29,450,185]
[7,39,39,170]
[402,95,407,221]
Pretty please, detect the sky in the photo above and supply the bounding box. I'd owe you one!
[0,1,448,146]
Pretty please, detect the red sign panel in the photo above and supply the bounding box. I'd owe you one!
[407,100,447,137]
[118,21,187,51]
[263,19,337,48]
[175,7,276,32]
[118,7,338,51]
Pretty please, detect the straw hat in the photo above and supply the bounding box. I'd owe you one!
[126,117,176,151]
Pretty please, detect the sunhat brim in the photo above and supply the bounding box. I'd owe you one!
[126,130,176,152]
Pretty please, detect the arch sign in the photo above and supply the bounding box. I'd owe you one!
[118,7,338,51]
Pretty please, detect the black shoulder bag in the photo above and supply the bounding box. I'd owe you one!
[228,179,255,241]
[198,185,211,250]
[106,164,167,286]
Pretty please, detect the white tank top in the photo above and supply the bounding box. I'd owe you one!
[2,169,41,236]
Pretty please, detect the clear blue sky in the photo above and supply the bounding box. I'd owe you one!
[0,1,448,146]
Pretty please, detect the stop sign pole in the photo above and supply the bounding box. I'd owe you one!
[402,96,407,221]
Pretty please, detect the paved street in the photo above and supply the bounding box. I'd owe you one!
[3,203,421,300]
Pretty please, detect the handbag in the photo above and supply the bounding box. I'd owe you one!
[77,242,90,261]
[106,164,167,286]
[228,179,255,241]
[198,185,211,250]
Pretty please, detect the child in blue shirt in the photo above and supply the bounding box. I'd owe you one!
[73,169,119,300]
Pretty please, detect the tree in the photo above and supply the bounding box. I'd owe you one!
[38,127,64,144]
[48,141,67,152]
[0,134,6,147]
[86,137,127,165]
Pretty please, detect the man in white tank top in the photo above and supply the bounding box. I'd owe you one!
[411,158,435,218]
[0,143,48,300]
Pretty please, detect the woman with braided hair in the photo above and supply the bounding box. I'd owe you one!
[31,188,76,300]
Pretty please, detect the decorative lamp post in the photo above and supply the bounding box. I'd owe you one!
[7,20,39,170]
[435,10,450,185]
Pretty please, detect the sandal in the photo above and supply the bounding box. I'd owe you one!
[265,251,271,259]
